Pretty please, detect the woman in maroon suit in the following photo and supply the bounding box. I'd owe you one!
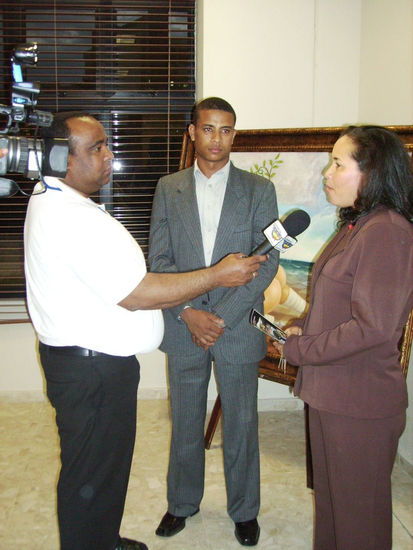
[274,125,413,550]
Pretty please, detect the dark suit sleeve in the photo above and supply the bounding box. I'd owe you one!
[212,178,280,329]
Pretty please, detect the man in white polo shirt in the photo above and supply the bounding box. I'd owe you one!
[24,112,266,550]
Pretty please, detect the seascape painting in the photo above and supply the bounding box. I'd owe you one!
[231,151,338,327]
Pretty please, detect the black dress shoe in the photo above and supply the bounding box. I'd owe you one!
[155,508,200,537]
[234,518,260,546]
[115,536,148,550]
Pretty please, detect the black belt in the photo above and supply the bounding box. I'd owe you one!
[39,342,105,357]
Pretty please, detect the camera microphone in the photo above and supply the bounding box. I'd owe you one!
[0,41,69,194]
[251,209,311,256]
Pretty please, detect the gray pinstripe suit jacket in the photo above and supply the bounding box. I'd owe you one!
[148,162,279,364]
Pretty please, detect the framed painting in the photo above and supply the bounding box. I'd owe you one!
[179,125,413,381]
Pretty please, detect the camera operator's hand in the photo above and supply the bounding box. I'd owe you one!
[0,148,7,159]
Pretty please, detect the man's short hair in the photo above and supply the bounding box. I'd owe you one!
[190,97,236,126]
[40,111,94,154]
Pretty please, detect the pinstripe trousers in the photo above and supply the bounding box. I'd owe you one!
[166,350,260,522]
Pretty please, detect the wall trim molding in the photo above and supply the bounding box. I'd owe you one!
[0,390,303,412]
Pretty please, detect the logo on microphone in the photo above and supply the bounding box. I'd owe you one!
[276,235,297,251]
[264,220,287,246]
[264,220,297,253]
[251,209,310,256]
[270,224,286,242]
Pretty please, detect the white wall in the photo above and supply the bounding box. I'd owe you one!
[197,0,362,128]
[359,0,413,125]
[0,323,43,400]
[0,320,293,405]
[198,0,316,127]
[0,322,169,401]
[1,0,412,457]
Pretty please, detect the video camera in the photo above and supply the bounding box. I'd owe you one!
[0,42,68,198]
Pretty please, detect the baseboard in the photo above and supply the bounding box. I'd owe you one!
[138,387,169,400]
[256,397,304,412]
[205,396,303,413]
[0,388,170,402]
[0,389,302,413]
[0,390,46,402]
[396,453,413,478]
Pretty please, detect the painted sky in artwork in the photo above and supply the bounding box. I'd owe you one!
[231,151,338,263]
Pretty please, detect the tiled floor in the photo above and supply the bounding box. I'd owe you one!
[0,398,412,549]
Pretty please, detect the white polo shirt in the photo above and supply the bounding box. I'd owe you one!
[24,177,164,356]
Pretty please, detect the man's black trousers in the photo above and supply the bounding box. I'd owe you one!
[40,344,140,550]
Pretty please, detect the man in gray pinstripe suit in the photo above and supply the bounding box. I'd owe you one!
[149,97,279,546]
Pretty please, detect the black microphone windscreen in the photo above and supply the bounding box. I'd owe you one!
[282,209,311,238]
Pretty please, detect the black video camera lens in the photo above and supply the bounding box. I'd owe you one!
[0,136,68,179]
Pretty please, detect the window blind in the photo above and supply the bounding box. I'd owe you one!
[0,0,195,321]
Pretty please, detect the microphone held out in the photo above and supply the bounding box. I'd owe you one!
[251,209,311,256]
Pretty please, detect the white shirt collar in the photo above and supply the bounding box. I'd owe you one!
[193,159,231,182]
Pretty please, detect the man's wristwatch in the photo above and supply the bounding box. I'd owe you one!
[177,304,193,322]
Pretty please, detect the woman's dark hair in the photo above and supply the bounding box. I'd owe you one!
[337,125,413,226]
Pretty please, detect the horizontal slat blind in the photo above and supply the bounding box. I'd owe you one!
[0,0,195,319]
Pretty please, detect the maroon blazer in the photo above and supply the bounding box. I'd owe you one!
[285,207,413,418]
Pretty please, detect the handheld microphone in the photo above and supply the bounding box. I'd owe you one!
[251,209,311,256]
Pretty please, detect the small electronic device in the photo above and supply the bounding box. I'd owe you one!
[249,309,287,344]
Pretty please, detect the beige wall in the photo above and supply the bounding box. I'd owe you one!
[0,320,291,404]
[359,0,413,125]
[0,322,169,401]
[1,0,412,457]
[197,0,362,128]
